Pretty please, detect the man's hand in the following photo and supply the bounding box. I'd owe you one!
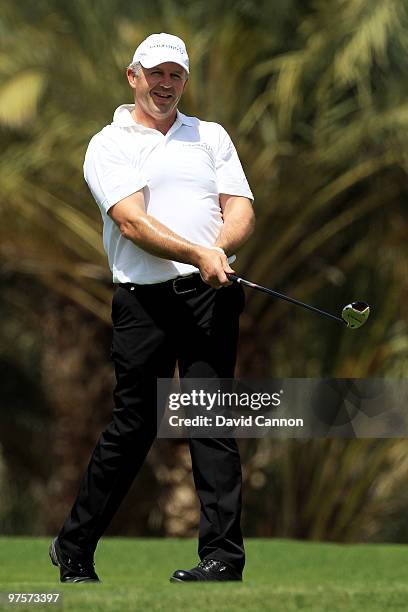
[194,246,235,288]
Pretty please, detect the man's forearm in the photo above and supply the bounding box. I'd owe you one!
[214,196,255,255]
[120,212,204,267]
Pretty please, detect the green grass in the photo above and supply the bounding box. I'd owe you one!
[0,538,407,611]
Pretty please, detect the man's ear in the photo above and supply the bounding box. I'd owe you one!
[126,68,137,90]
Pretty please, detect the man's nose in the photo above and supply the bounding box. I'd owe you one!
[159,76,172,88]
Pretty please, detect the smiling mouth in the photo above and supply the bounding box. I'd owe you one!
[152,91,172,100]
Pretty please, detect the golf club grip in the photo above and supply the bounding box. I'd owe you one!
[226,273,344,324]
[227,274,240,282]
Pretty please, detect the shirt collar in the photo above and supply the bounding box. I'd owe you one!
[112,105,195,130]
[177,111,195,127]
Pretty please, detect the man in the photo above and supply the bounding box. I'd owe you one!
[49,32,254,584]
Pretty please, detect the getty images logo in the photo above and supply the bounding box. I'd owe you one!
[167,388,283,411]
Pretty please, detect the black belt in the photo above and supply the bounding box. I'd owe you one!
[119,273,204,295]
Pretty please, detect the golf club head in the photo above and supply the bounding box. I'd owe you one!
[342,302,370,329]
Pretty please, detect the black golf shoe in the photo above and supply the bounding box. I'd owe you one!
[170,559,242,582]
[49,537,100,583]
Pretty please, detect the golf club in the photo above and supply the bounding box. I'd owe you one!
[227,274,370,329]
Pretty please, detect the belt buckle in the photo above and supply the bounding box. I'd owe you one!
[172,274,197,295]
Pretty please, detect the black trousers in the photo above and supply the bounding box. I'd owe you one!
[58,276,246,572]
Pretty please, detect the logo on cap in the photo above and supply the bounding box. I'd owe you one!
[132,33,189,73]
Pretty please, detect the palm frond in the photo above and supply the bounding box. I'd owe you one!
[0,70,45,128]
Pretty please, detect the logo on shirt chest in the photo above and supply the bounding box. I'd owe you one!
[181,142,214,154]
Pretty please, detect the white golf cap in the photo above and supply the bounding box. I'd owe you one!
[132,33,189,74]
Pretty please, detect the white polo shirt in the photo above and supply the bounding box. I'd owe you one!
[84,104,253,284]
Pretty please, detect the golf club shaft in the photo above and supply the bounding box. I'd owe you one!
[227,274,345,325]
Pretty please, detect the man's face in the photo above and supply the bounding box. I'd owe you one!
[129,62,188,121]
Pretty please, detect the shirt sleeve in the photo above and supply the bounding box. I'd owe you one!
[83,132,147,213]
[215,125,254,201]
